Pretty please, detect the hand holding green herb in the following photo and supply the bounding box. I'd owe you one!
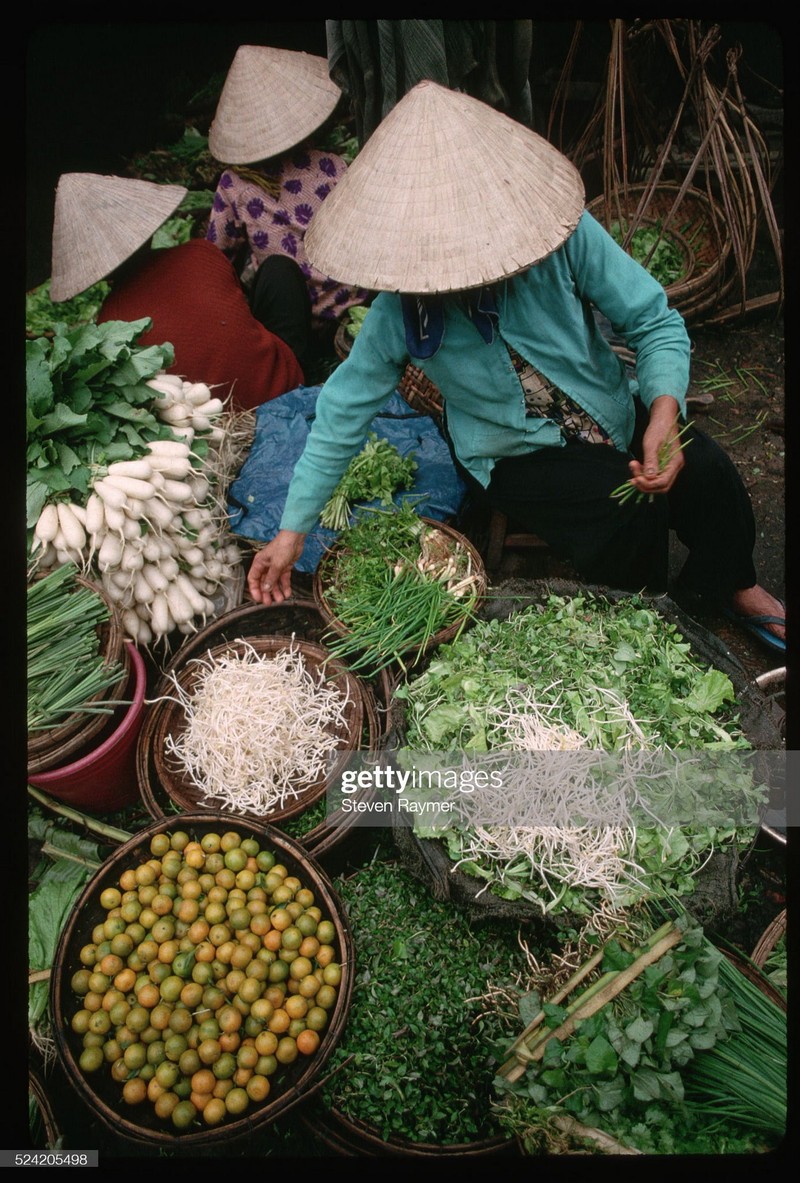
[611,410,693,506]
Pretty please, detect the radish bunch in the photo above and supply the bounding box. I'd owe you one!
[32,438,243,648]
[145,373,226,443]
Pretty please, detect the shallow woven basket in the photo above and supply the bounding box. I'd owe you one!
[587,182,734,323]
[301,1101,517,1158]
[147,635,366,827]
[29,1069,62,1150]
[50,813,354,1148]
[27,574,128,776]
[334,323,444,422]
[751,907,787,973]
[390,576,785,929]
[312,516,487,671]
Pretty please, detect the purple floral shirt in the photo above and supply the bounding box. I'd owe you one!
[206,150,368,324]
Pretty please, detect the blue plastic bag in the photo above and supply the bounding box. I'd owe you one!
[227,386,467,572]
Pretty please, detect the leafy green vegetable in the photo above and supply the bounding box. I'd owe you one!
[320,433,417,530]
[610,218,688,286]
[343,304,370,340]
[26,318,177,528]
[26,279,111,338]
[494,915,783,1154]
[322,858,524,1145]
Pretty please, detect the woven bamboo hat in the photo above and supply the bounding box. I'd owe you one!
[304,80,586,294]
[50,173,187,302]
[208,45,342,165]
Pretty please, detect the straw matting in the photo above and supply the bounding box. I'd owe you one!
[50,173,187,302]
[304,80,585,293]
[208,44,341,165]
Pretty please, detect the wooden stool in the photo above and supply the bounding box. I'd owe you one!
[485,509,550,574]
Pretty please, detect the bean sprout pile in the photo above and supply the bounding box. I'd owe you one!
[160,640,353,815]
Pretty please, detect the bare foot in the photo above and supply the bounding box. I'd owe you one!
[730,585,786,642]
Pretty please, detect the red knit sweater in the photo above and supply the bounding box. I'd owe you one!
[98,239,304,410]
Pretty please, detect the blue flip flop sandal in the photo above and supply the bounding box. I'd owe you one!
[721,602,786,654]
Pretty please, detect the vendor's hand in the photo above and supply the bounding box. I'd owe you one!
[627,396,686,497]
[247,530,306,604]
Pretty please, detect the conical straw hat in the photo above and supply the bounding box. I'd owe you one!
[208,45,342,165]
[50,173,187,302]
[304,80,586,294]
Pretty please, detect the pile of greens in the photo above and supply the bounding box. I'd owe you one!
[610,218,688,287]
[319,504,481,674]
[26,318,187,532]
[322,858,525,1145]
[26,280,111,338]
[319,433,417,530]
[393,593,764,916]
[493,913,785,1155]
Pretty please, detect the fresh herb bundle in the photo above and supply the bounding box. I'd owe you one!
[610,218,688,287]
[319,433,417,531]
[27,564,127,731]
[494,915,785,1155]
[320,505,481,674]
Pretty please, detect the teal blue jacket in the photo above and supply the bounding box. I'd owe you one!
[280,211,691,534]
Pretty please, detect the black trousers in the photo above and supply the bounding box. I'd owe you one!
[249,254,313,378]
[463,402,758,599]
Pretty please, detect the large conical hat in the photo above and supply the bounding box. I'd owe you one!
[208,44,342,165]
[50,173,187,302]
[304,80,586,293]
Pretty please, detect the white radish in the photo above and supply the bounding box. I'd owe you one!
[158,555,181,581]
[187,474,210,502]
[133,571,156,605]
[165,581,195,625]
[102,503,127,534]
[102,474,157,501]
[142,564,169,593]
[174,572,209,615]
[97,532,124,571]
[182,381,213,406]
[149,593,174,638]
[105,458,154,481]
[122,608,146,643]
[192,398,225,418]
[158,478,195,505]
[146,439,191,458]
[158,402,195,426]
[34,503,60,545]
[57,502,86,552]
[84,493,107,537]
[146,455,193,481]
[140,497,179,532]
[93,478,128,510]
[146,375,184,398]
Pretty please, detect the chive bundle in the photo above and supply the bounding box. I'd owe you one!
[319,506,480,675]
[27,564,128,732]
[684,952,787,1137]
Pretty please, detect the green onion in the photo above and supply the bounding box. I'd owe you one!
[683,953,787,1136]
[27,564,128,732]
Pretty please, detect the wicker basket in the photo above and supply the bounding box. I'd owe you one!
[334,323,444,423]
[751,908,787,972]
[50,813,354,1148]
[301,1101,517,1158]
[146,636,365,827]
[587,182,734,323]
[29,1068,62,1149]
[390,576,784,929]
[312,516,487,671]
[27,575,128,776]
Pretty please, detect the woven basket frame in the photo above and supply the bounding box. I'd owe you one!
[148,636,365,825]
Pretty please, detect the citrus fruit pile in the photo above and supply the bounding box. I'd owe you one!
[65,828,342,1131]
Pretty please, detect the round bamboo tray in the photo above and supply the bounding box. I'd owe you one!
[29,1069,62,1149]
[27,574,128,775]
[50,813,354,1148]
[751,908,787,971]
[587,182,734,323]
[312,516,487,671]
[147,636,365,826]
